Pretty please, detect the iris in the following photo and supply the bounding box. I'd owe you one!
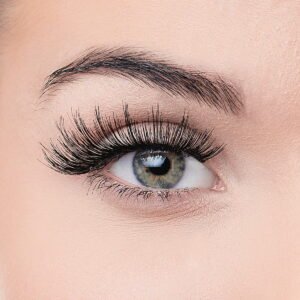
[133,150,185,189]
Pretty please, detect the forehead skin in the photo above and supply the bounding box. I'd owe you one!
[0,1,300,299]
[1,1,300,121]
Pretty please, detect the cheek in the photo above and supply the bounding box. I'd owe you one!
[0,160,292,300]
[0,109,297,299]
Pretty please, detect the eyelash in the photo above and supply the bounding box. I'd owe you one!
[42,104,224,202]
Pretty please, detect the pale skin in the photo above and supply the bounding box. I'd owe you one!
[0,1,300,299]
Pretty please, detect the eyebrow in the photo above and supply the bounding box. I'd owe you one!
[41,47,243,114]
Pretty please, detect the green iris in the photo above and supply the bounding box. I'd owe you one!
[133,150,185,189]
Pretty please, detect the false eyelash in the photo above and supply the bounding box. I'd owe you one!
[42,104,224,176]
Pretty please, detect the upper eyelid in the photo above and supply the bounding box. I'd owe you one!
[40,46,243,115]
[41,104,224,175]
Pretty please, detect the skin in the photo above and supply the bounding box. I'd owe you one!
[0,0,300,299]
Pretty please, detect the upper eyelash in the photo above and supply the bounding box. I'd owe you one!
[41,104,224,175]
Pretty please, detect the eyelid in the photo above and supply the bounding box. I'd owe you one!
[86,170,227,222]
[41,104,227,220]
[42,104,224,175]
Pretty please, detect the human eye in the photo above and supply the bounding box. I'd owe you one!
[110,150,216,190]
[41,104,226,219]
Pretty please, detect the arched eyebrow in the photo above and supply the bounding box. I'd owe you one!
[41,47,243,114]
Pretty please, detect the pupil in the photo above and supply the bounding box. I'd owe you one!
[146,156,171,176]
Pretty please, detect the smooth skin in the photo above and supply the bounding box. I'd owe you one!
[0,1,300,299]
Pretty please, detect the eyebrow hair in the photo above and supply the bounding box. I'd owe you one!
[41,47,243,114]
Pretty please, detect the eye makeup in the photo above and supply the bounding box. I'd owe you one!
[41,104,226,218]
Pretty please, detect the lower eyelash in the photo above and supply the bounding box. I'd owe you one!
[88,173,216,221]
[85,171,226,221]
[88,171,175,200]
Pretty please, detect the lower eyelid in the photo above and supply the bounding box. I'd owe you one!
[85,169,227,222]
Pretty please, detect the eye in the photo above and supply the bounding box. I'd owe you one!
[42,104,226,211]
[109,149,217,190]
